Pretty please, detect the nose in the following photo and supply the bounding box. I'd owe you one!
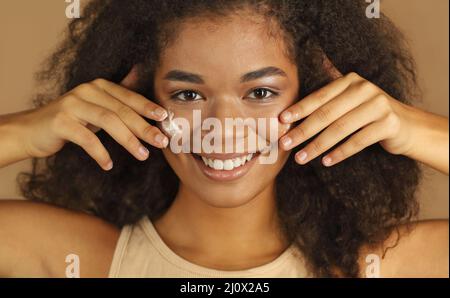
[201,95,260,153]
[205,95,249,138]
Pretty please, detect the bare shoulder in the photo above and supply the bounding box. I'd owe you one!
[0,199,120,277]
[359,219,449,277]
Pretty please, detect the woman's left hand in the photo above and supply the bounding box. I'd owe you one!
[278,69,449,175]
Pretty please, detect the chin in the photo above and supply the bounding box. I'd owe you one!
[192,181,266,208]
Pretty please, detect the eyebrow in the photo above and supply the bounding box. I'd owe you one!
[163,66,287,84]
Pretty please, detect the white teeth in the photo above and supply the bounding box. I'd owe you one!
[213,159,224,170]
[233,158,241,167]
[223,160,234,170]
[199,154,255,171]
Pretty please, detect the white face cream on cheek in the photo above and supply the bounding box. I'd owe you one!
[161,109,183,137]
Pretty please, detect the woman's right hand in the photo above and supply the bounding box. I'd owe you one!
[4,70,169,171]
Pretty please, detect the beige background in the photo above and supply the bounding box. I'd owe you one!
[0,0,448,219]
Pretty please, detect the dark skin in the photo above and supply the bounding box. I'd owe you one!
[0,14,448,277]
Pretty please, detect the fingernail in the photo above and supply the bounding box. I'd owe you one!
[281,136,292,149]
[322,156,333,166]
[152,108,168,120]
[155,134,169,148]
[139,146,149,159]
[296,150,308,163]
[280,111,292,122]
[105,160,113,171]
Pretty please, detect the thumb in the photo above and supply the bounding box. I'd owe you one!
[120,65,140,90]
[322,54,343,80]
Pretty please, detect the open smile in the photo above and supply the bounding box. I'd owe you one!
[191,152,260,182]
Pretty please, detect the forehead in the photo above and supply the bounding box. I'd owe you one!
[156,14,296,77]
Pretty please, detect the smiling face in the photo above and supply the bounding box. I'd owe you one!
[153,12,299,208]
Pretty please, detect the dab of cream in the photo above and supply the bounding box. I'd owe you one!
[161,110,182,137]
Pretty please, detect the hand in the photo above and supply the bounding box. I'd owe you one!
[278,67,419,167]
[8,67,169,171]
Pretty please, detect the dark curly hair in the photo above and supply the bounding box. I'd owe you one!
[17,0,422,277]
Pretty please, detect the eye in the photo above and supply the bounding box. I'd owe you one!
[170,90,204,102]
[247,88,279,101]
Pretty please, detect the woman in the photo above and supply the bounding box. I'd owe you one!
[0,0,448,277]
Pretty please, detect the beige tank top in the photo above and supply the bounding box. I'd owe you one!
[108,216,311,277]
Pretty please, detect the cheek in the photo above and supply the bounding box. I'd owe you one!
[161,148,189,179]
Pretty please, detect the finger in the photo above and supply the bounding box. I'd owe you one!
[320,120,391,167]
[70,98,151,161]
[56,117,113,171]
[90,78,168,121]
[279,80,378,151]
[118,67,167,120]
[279,72,363,124]
[292,97,389,164]
[74,84,168,148]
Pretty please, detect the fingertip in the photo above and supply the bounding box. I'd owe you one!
[150,107,168,121]
[138,146,150,160]
[154,133,169,148]
[104,160,113,171]
[279,135,293,151]
[295,150,308,164]
[280,111,292,123]
[322,156,333,167]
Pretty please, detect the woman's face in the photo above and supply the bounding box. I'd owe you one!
[153,14,299,207]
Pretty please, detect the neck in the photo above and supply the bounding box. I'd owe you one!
[153,182,289,270]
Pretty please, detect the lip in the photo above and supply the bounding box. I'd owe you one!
[192,153,259,182]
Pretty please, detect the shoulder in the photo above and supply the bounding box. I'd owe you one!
[358,219,449,277]
[0,199,121,277]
